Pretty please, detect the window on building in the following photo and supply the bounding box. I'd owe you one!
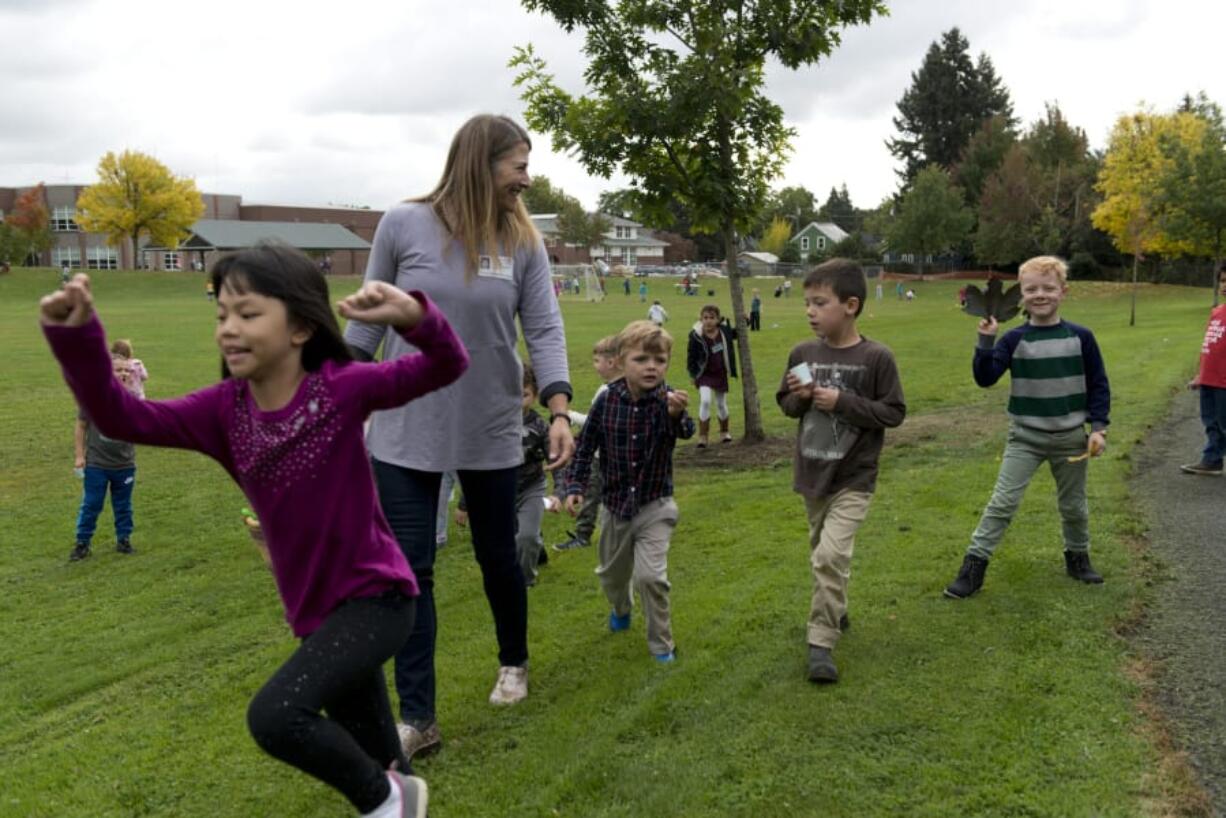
[818,237,826,250]
[163,252,182,271]
[615,225,626,239]
[801,236,810,251]
[52,246,81,268]
[86,246,119,270]
[51,206,79,232]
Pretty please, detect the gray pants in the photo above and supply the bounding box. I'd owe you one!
[596,497,678,655]
[968,423,1091,560]
[516,475,548,585]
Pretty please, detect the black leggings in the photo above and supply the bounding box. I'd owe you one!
[247,591,415,813]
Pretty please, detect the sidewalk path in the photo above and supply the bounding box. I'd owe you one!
[1131,389,1226,814]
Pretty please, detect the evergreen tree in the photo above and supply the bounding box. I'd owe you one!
[817,184,857,232]
[888,28,1015,186]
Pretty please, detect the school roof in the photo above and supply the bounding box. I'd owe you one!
[176,219,371,251]
[738,251,779,264]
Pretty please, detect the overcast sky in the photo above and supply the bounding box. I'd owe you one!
[2,0,1222,216]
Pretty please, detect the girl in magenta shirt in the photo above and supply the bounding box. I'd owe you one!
[41,243,468,818]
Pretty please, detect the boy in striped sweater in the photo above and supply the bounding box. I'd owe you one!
[945,256,1110,599]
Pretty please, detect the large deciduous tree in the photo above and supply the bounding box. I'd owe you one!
[7,183,53,264]
[512,0,885,442]
[1157,96,1226,305]
[888,28,1014,186]
[1093,111,1204,325]
[75,151,204,269]
[886,166,973,274]
[758,217,793,256]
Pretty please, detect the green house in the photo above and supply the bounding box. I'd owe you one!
[789,221,849,257]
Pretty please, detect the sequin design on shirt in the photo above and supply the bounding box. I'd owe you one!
[229,375,344,495]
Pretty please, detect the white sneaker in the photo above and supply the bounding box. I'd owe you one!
[390,772,428,818]
[488,665,528,705]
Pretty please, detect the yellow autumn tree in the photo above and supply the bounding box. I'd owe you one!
[76,151,205,268]
[757,216,793,256]
[1092,110,1205,324]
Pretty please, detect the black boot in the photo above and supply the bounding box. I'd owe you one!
[807,645,838,683]
[1064,550,1103,584]
[944,554,988,599]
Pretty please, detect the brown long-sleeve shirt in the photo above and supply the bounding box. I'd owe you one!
[776,337,906,499]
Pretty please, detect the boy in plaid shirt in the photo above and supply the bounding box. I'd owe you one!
[565,320,695,662]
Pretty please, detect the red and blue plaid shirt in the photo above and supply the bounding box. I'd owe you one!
[565,378,695,520]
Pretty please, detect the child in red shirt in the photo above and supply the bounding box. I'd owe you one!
[1181,264,1226,475]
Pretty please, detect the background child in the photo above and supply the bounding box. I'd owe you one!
[647,300,668,326]
[686,305,738,447]
[778,259,905,684]
[457,364,560,584]
[1180,262,1226,476]
[555,335,620,552]
[70,355,139,561]
[109,338,148,398]
[749,288,762,331]
[41,243,469,818]
[565,320,694,662]
[944,255,1110,600]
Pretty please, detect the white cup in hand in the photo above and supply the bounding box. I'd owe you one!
[789,363,814,386]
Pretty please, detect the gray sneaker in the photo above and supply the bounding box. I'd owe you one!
[396,720,442,759]
[1180,461,1223,476]
[390,771,429,818]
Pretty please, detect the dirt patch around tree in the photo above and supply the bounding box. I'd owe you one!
[674,403,1006,470]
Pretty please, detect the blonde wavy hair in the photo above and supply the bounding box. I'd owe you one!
[616,320,673,360]
[1018,255,1069,284]
[413,114,539,279]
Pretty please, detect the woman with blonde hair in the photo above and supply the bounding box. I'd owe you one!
[345,114,573,759]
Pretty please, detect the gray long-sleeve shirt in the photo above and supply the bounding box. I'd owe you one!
[344,202,571,471]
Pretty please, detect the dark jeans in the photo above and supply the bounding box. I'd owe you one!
[246,591,415,813]
[1200,384,1226,467]
[75,465,135,544]
[749,311,761,331]
[373,460,527,723]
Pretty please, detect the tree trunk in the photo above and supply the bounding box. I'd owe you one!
[1129,253,1139,327]
[723,221,765,442]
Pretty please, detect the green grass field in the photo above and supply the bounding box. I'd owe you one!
[0,267,1213,817]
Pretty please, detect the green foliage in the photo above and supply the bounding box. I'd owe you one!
[830,231,871,260]
[1155,98,1226,296]
[512,0,887,441]
[520,173,574,215]
[1068,250,1102,280]
[817,183,857,232]
[0,267,1209,815]
[888,28,1015,185]
[886,166,973,271]
[953,115,1016,206]
[779,242,802,263]
[757,185,819,236]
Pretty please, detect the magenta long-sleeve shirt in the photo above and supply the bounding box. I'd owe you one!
[43,294,469,636]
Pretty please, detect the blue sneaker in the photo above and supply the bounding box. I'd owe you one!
[653,650,676,664]
[608,611,631,632]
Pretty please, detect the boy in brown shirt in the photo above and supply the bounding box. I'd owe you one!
[777,260,906,683]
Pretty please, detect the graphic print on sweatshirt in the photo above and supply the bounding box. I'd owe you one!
[798,360,868,461]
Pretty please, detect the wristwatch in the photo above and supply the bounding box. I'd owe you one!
[550,413,571,425]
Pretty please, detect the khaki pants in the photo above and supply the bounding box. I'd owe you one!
[803,489,872,649]
[595,497,678,655]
